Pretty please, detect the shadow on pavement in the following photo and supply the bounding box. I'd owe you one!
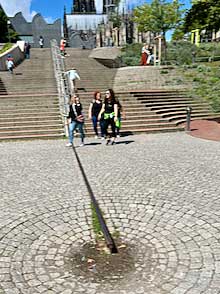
[115,140,134,145]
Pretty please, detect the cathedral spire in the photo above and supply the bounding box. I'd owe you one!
[72,0,96,13]
[63,6,68,42]
[72,0,80,13]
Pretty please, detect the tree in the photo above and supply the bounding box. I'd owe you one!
[184,0,220,33]
[0,5,8,42]
[0,5,19,43]
[133,0,184,42]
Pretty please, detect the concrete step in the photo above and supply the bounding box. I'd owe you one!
[1,107,60,114]
[0,119,62,126]
[0,111,61,118]
[83,118,171,128]
[0,93,57,98]
[0,133,64,141]
[84,121,177,131]
[144,102,210,108]
[0,113,61,124]
[0,103,59,109]
[158,108,212,115]
[0,123,63,131]
[83,126,184,136]
[0,128,64,137]
[168,113,220,121]
[152,106,211,113]
[137,98,206,103]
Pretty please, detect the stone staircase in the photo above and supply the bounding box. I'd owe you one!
[65,48,117,92]
[64,49,220,136]
[132,90,220,121]
[1,47,219,140]
[0,48,64,140]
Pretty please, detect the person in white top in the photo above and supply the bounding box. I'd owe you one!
[146,45,153,65]
[6,60,15,74]
[65,68,81,94]
[39,36,44,48]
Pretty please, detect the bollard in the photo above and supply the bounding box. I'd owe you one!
[186,106,192,132]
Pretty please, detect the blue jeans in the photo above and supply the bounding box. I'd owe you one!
[92,116,104,137]
[68,121,84,144]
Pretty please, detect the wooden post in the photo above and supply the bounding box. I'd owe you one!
[153,44,157,66]
[158,36,161,66]
[154,35,162,66]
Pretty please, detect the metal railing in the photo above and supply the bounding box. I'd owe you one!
[50,39,70,136]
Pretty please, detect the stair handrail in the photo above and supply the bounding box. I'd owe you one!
[50,39,70,137]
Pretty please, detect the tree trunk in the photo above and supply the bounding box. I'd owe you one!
[163,30,167,62]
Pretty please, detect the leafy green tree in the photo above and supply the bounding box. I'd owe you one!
[133,0,184,42]
[0,6,8,42]
[184,0,220,33]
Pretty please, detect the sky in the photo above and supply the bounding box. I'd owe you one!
[0,0,192,23]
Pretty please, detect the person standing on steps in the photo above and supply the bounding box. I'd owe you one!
[39,36,44,48]
[66,68,81,95]
[140,43,147,66]
[98,89,118,145]
[88,91,105,139]
[24,42,31,59]
[60,38,66,56]
[147,45,153,65]
[66,95,85,147]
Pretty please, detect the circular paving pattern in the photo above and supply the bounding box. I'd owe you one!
[0,200,220,294]
[0,134,220,294]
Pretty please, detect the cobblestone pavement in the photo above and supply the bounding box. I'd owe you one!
[1,133,220,294]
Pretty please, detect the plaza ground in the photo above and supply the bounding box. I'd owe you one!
[1,132,220,293]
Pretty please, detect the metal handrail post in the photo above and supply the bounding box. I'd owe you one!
[186,106,192,132]
[50,40,71,137]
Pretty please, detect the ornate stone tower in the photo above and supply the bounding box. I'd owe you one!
[72,0,96,13]
[66,1,108,48]
[63,6,69,42]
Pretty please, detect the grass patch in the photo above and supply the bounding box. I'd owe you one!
[91,202,103,240]
[175,62,220,112]
[160,69,169,74]
[0,43,13,54]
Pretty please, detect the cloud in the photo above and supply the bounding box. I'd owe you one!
[44,16,56,24]
[0,0,37,21]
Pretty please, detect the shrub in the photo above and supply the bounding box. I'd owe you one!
[166,41,197,65]
[121,43,142,66]
[0,43,13,54]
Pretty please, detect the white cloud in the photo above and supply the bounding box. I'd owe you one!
[0,0,37,21]
[44,16,56,24]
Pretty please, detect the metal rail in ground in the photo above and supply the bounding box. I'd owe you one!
[72,146,118,254]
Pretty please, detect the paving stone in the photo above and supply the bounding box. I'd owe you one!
[1,133,220,293]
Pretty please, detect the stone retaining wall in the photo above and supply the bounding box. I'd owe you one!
[113,66,188,91]
[0,44,24,71]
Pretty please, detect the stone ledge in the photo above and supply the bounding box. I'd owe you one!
[0,43,25,71]
[89,47,121,68]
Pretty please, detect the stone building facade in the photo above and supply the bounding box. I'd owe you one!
[9,13,61,48]
[64,0,116,48]
[64,0,154,49]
